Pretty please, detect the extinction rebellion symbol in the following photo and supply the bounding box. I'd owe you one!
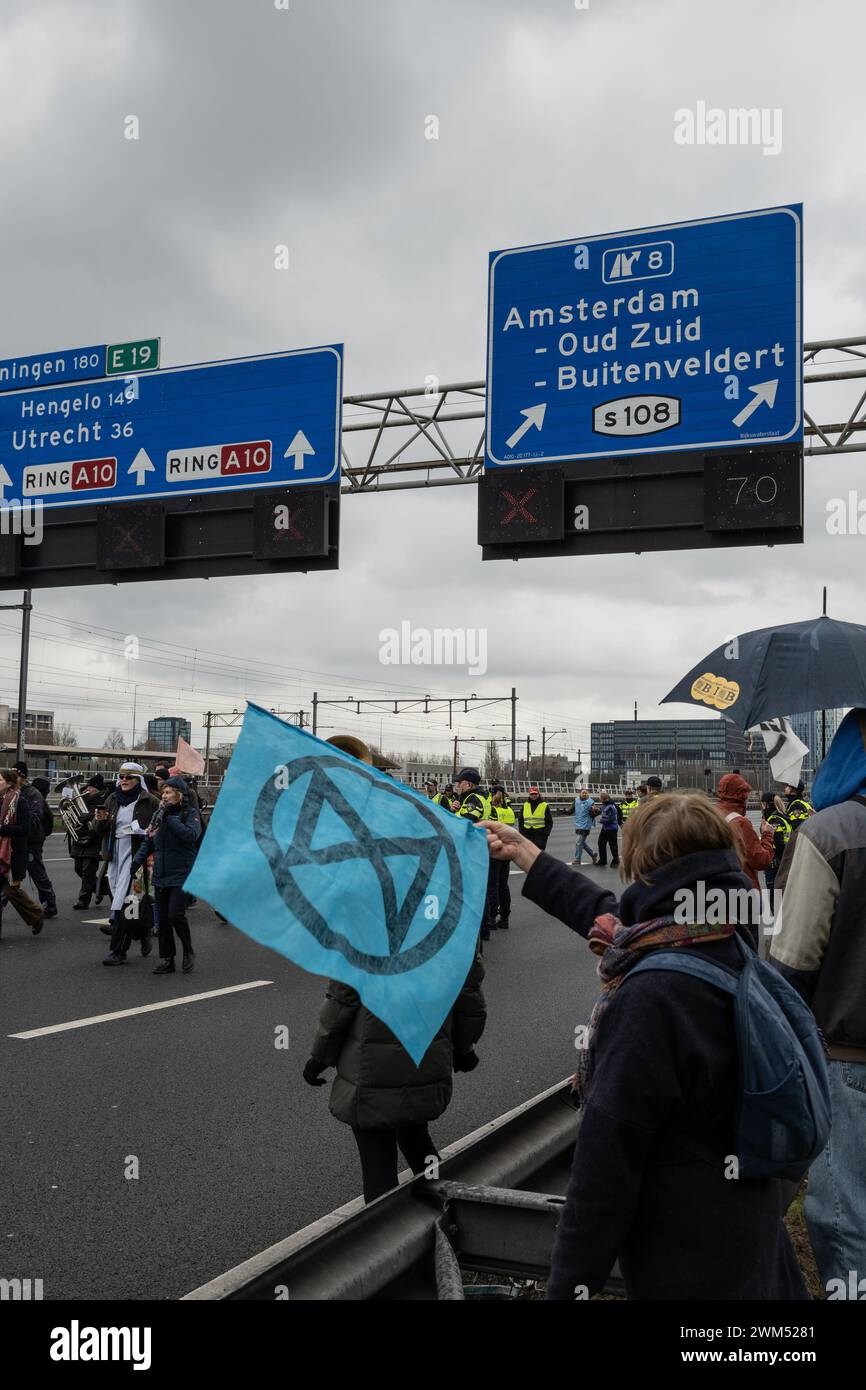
[253,755,464,974]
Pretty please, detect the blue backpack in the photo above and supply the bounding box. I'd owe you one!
[627,934,831,1182]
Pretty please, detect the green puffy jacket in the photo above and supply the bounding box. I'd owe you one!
[310,952,486,1129]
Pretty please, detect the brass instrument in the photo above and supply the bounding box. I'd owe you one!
[57,784,92,840]
[325,734,373,765]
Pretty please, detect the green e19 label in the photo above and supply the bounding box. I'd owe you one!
[105,338,160,375]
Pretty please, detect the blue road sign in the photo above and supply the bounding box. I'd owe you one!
[0,339,160,394]
[0,346,342,509]
[485,206,802,467]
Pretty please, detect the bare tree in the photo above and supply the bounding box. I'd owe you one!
[103,728,127,750]
[50,722,79,747]
[484,739,503,782]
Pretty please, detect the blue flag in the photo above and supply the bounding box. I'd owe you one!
[185,704,490,1064]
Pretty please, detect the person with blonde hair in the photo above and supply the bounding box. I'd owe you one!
[481,794,809,1301]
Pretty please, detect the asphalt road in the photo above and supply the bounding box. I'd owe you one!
[0,821,616,1301]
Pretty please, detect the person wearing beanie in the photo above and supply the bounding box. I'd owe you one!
[132,774,201,974]
[67,778,109,910]
[520,786,553,852]
[13,761,57,918]
[716,773,774,894]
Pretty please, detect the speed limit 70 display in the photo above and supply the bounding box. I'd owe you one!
[703,450,803,532]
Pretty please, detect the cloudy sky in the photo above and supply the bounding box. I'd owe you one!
[0,0,863,765]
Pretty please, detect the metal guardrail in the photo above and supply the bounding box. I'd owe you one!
[183,1078,595,1302]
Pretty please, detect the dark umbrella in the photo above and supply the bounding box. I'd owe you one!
[660,613,866,731]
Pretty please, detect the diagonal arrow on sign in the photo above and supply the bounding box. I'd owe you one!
[128,448,155,485]
[732,379,779,430]
[0,464,12,501]
[505,403,547,451]
[285,430,315,471]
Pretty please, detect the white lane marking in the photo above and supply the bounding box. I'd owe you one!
[84,918,111,926]
[8,980,274,1039]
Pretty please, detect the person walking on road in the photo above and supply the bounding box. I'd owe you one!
[596,792,620,867]
[715,773,774,895]
[303,950,486,1204]
[99,763,160,966]
[760,791,790,896]
[132,775,201,975]
[65,775,106,909]
[570,789,597,866]
[769,708,866,1295]
[0,769,44,935]
[480,796,810,1301]
[453,767,495,941]
[13,762,57,919]
[489,785,515,929]
[519,786,552,851]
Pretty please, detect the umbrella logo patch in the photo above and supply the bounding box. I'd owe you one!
[253,755,464,975]
[691,672,740,709]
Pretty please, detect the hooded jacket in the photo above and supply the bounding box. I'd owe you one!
[522,849,806,1302]
[770,708,866,1060]
[715,773,773,890]
[310,953,486,1130]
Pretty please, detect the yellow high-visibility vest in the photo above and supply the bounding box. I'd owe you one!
[522,800,548,830]
[494,803,516,825]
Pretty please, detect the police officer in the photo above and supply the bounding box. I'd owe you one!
[784,781,814,824]
[519,786,552,850]
[454,768,494,940]
[760,790,791,894]
[619,788,639,821]
[437,783,455,810]
[489,786,515,930]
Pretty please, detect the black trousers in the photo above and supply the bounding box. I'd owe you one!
[73,857,99,901]
[350,1124,439,1204]
[27,845,56,911]
[597,828,619,865]
[156,886,192,960]
[489,858,511,920]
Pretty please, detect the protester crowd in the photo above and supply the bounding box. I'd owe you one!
[7,714,864,1304]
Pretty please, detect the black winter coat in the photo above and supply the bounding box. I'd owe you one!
[522,849,808,1302]
[16,783,47,847]
[310,952,486,1129]
[0,793,33,881]
[132,801,201,888]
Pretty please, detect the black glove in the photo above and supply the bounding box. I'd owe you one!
[302,1058,328,1087]
[453,1050,479,1073]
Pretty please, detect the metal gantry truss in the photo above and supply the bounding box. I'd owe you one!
[339,337,866,494]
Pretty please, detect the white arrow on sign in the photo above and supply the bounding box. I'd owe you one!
[505,403,547,450]
[732,379,779,430]
[128,448,155,485]
[0,464,12,501]
[285,430,315,471]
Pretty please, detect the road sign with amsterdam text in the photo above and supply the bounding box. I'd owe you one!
[485,206,802,467]
[0,346,342,510]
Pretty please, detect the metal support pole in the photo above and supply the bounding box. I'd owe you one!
[526,736,531,776]
[511,688,517,780]
[16,590,32,766]
[204,712,212,784]
[541,728,546,783]
[452,734,458,777]
[312,692,318,737]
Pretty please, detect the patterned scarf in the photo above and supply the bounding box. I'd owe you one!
[573,912,734,1100]
[0,788,19,874]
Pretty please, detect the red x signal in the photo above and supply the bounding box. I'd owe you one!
[500,487,538,526]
